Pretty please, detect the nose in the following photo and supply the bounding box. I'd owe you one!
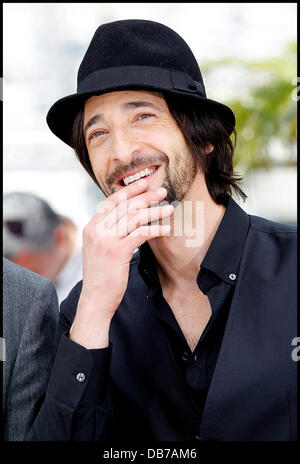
[110,129,139,165]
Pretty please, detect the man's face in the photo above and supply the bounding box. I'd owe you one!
[83,90,198,204]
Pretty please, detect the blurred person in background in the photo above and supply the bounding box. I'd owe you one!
[3,192,82,304]
[3,257,58,440]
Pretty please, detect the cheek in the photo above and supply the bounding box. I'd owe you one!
[89,149,108,177]
[137,127,181,153]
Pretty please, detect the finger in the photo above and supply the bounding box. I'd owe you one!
[113,204,174,237]
[126,187,169,213]
[97,187,169,231]
[125,224,171,249]
[94,177,149,221]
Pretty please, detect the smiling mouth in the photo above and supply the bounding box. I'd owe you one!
[116,164,161,186]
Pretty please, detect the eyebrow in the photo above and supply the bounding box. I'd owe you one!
[84,114,103,139]
[84,101,162,138]
[121,101,162,112]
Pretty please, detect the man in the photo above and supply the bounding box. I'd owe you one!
[26,19,297,441]
[3,192,82,303]
[3,258,58,440]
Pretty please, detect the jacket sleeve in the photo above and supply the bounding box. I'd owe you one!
[5,277,59,441]
[25,282,113,441]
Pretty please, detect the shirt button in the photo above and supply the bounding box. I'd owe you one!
[146,295,151,302]
[76,372,86,383]
[181,351,189,361]
[229,273,237,281]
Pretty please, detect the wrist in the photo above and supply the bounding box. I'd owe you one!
[69,300,114,349]
[78,288,119,317]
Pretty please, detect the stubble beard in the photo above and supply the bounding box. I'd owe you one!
[161,151,198,205]
[99,150,198,204]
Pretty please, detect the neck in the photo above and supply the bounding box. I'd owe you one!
[148,177,226,289]
[54,228,78,279]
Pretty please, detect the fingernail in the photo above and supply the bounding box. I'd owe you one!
[166,204,174,212]
[136,178,147,186]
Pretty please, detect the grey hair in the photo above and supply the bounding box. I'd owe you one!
[3,192,62,258]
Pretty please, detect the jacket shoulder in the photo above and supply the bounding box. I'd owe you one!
[247,216,297,264]
[249,215,297,235]
[3,257,56,292]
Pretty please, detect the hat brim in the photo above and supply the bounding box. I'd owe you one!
[47,84,235,148]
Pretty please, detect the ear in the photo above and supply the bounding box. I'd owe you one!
[53,224,66,245]
[203,144,214,155]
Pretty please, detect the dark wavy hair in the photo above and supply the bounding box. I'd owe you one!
[72,92,246,205]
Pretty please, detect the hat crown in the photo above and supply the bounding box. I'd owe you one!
[78,19,202,87]
[47,19,235,147]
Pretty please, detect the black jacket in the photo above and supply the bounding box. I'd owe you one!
[26,199,297,442]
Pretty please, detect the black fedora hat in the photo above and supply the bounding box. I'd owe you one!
[47,19,235,147]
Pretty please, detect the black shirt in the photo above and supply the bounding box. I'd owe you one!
[136,195,249,415]
[26,196,254,441]
[25,197,297,441]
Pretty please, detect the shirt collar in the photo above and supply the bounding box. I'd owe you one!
[137,195,250,288]
[138,239,160,288]
[199,195,249,285]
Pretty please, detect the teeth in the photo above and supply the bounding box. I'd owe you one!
[122,167,156,185]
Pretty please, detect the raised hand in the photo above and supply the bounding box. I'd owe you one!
[70,178,174,348]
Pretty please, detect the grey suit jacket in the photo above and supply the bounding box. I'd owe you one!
[3,258,59,441]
